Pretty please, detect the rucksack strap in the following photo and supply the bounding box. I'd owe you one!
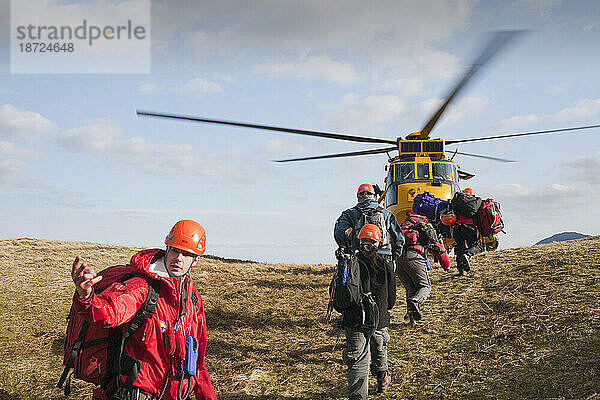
[109,277,161,389]
[57,318,91,394]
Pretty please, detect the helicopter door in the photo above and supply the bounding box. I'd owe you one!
[385,164,396,206]
[386,162,415,207]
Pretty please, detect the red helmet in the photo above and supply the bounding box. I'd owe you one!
[165,219,206,256]
[440,213,457,226]
[357,224,382,242]
[464,188,473,196]
[357,183,375,196]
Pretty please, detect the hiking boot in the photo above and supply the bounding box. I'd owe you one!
[461,254,471,272]
[408,300,422,321]
[377,370,391,393]
[457,265,464,276]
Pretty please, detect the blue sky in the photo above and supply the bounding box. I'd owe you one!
[1,0,599,263]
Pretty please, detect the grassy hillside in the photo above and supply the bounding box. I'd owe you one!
[0,237,598,400]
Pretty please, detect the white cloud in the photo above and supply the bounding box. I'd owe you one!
[175,78,223,95]
[256,139,308,159]
[550,98,600,123]
[549,82,570,93]
[321,93,405,132]
[138,83,161,95]
[0,141,39,160]
[0,104,57,138]
[583,21,600,32]
[494,98,600,132]
[172,1,474,58]
[57,119,229,178]
[562,151,600,184]
[113,136,208,175]
[253,55,359,86]
[0,158,29,184]
[138,78,223,96]
[59,118,122,152]
[495,114,541,132]
[490,182,595,210]
[511,0,562,14]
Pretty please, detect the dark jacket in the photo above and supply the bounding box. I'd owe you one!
[342,252,396,330]
[333,199,404,259]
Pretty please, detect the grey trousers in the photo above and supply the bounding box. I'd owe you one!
[342,327,390,400]
[396,251,431,305]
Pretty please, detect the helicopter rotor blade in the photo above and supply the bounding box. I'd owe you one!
[274,146,398,162]
[419,30,525,139]
[137,110,397,145]
[446,123,600,144]
[446,150,516,163]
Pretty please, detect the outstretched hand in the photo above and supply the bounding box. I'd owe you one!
[71,256,102,299]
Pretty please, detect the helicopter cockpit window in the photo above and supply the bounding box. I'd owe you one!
[432,163,453,181]
[416,163,430,180]
[394,163,414,182]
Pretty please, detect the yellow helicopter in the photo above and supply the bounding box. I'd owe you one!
[137,31,600,253]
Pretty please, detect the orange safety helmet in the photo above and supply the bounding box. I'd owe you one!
[440,213,457,226]
[463,187,474,196]
[357,183,375,195]
[357,224,382,242]
[165,219,206,256]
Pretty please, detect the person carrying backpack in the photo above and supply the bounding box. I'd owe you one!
[334,183,404,263]
[339,224,396,399]
[452,188,482,275]
[68,220,217,400]
[397,213,450,323]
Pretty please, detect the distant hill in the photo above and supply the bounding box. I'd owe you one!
[535,231,591,245]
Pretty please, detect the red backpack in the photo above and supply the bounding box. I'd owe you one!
[57,265,161,395]
[476,199,505,237]
[400,214,429,247]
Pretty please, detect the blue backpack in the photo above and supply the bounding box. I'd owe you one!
[412,192,447,221]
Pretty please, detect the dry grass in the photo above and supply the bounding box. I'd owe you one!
[0,236,598,399]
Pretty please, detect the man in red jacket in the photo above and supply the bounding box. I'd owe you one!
[71,219,217,400]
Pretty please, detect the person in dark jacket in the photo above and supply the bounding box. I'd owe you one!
[334,183,404,262]
[341,224,396,399]
[453,189,481,275]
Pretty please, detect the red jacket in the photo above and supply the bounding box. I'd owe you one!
[73,249,217,400]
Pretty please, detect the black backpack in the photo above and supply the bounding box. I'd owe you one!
[327,252,379,363]
[451,191,482,217]
[352,206,389,250]
[329,253,362,313]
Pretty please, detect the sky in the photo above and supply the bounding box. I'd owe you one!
[0,0,599,264]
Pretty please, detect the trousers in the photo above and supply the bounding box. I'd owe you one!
[342,327,390,400]
[396,251,431,306]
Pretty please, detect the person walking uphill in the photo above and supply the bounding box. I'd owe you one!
[68,220,217,400]
[341,224,396,399]
[397,213,450,323]
[452,188,482,275]
[334,183,404,262]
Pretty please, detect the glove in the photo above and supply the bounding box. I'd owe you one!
[335,246,348,259]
